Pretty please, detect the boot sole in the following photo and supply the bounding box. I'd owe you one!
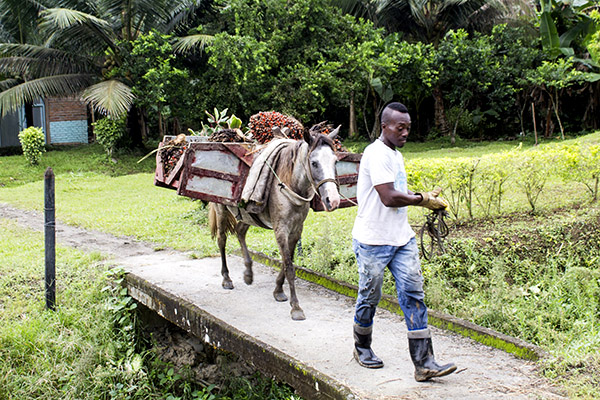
[415,365,457,382]
[353,349,384,369]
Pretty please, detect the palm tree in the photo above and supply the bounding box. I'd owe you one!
[0,0,213,146]
[0,0,47,127]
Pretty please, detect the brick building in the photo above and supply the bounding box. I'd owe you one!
[0,96,89,148]
[45,97,89,144]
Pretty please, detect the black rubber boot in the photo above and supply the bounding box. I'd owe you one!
[408,330,456,382]
[353,324,384,369]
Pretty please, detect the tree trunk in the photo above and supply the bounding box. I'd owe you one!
[583,81,599,130]
[432,87,450,141]
[544,100,553,138]
[370,96,381,141]
[349,91,359,139]
[126,106,145,149]
[139,107,148,141]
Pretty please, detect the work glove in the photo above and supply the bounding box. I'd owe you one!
[416,187,448,210]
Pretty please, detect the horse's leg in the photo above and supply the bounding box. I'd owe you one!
[274,229,305,320]
[273,267,288,302]
[235,222,253,285]
[285,238,305,321]
[214,205,234,290]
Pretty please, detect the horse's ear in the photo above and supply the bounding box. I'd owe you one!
[303,128,314,145]
[281,127,291,138]
[328,125,341,141]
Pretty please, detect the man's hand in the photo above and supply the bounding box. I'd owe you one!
[416,187,448,210]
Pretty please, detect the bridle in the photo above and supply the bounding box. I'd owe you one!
[303,147,339,195]
[267,140,339,206]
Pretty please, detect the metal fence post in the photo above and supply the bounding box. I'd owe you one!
[45,167,56,310]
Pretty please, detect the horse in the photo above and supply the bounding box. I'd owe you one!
[208,125,341,320]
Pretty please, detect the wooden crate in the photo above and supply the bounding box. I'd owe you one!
[154,135,208,191]
[176,142,257,207]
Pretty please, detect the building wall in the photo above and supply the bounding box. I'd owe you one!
[46,97,89,144]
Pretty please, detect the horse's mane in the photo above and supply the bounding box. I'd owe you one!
[308,133,335,153]
[276,135,334,186]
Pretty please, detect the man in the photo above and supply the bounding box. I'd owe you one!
[351,102,456,382]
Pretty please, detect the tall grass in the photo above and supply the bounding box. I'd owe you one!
[0,220,153,400]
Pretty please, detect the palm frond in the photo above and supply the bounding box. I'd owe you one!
[0,73,95,116]
[165,0,214,32]
[0,43,70,58]
[0,78,19,91]
[82,79,134,118]
[40,8,118,53]
[0,0,45,43]
[101,0,171,36]
[172,34,214,54]
[40,8,109,30]
[0,56,92,78]
[0,44,98,74]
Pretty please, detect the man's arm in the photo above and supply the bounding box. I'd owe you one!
[374,183,422,208]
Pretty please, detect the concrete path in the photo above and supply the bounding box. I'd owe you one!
[0,202,565,400]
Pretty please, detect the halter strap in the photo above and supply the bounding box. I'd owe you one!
[263,140,338,206]
[301,144,339,198]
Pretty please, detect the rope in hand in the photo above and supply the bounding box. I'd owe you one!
[420,208,450,260]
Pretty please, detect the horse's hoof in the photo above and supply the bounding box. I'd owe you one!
[291,309,306,321]
[244,272,253,285]
[222,280,234,290]
[273,291,288,302]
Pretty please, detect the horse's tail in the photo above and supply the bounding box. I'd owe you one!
[208,203,236,240]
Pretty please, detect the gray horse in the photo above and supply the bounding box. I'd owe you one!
[208,126,341,320]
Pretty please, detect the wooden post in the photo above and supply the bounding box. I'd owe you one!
[45,167,56,310]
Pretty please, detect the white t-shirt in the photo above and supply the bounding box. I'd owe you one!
[351,139,415,246]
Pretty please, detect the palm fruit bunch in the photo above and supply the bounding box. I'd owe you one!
[160,134,187,176]
[248,111,304,144]
[208,128,253,143]
[309,121,346,152]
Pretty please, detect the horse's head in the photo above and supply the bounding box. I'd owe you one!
[302,125,342,212]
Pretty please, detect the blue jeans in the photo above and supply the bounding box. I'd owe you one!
[353,237,428,331]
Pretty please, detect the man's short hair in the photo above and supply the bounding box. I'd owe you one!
[381,102,409,125]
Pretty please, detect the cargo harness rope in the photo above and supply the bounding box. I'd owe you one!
[264,146,339,207]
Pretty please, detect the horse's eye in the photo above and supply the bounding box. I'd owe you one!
[311,161,319,168]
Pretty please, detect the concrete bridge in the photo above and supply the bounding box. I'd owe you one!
[118,250,558,400]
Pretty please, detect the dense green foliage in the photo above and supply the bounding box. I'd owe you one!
[2,0,599,148]
[116,31,193,137]
[17,126,46,165]
[196,0,392,127]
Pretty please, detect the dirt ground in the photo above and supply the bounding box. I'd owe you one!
[0,202,570,400]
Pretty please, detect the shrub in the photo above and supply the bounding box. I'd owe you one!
[560,143,600,202]
[93,117,126,157]
[18,126,46,165]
